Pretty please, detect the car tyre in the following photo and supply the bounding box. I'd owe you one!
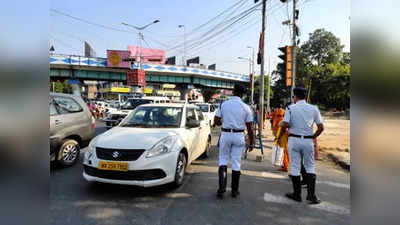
[173,152,187,187]
[201,136,211,158]
[57,139,80,167]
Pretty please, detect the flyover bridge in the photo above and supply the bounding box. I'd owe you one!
[50,54,250,90]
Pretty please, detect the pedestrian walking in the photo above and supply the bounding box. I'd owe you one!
[214,84,254,198]
[271,105,285,137]
[279,87,324,204]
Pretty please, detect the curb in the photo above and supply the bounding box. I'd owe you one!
[327,153,350,171]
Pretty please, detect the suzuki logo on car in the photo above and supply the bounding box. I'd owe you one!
[112,151,120,158]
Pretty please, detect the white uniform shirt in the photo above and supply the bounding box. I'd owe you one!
[215,96,253,130]
[282,100,323,136]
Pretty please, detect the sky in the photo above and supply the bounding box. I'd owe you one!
[50,0,350,75]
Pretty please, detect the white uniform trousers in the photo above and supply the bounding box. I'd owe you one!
[218,132,246,171]
[288,137,315,176]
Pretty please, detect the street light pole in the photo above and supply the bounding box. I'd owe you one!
[122,20,160,69]
[178,25,186,67]
[247,46,255,106]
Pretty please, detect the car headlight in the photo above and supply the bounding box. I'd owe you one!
[146,135,177,158]
[85,137,97,161]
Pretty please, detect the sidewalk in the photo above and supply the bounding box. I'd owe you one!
[247,126,350,171]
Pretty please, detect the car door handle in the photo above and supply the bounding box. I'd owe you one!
[55,120,62,125]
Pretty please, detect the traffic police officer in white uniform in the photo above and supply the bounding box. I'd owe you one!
[214,84,254,198]
[280,87,324,204]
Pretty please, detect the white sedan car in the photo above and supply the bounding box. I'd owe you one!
[196,103,217,127]
[83,103,211,187]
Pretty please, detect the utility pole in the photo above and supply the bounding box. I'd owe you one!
[291,0,297,102]
[267,57,270,113]
[259,0,266,138]
[138,32,143,69]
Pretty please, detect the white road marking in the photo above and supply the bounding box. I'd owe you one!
[263,192,350,215]
[317,181,350,189]
[309,201,350,215]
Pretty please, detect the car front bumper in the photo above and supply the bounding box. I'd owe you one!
[82,150,178,187]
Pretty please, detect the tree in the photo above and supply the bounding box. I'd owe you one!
[201,87,218,103]
[51,80,73,93]
[272,28,350,110]
[252,75,273,105]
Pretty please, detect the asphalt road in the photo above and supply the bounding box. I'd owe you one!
[50,121,350,225]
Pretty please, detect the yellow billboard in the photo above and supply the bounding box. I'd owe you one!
[144,88,153,94]
[110,87,130,93]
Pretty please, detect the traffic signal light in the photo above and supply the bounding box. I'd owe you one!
[278,46,293,87]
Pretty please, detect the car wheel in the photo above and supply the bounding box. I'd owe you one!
[57,139,80,167]
[201,136,211,158]
[173,152,187,187]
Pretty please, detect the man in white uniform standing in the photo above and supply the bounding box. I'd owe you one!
[214,84,254,198]
[280,87,324,204]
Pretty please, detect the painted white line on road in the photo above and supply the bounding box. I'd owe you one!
[165,193,192,198]
[317,181,350,189]
[263,193,297,204]
[309,201,350,215]
[263,192,350,215]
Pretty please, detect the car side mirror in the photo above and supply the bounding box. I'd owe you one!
[186,119,200,128]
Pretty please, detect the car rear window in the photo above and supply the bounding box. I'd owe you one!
[52,96,83,114]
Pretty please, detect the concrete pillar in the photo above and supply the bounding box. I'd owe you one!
[71,84,81,97]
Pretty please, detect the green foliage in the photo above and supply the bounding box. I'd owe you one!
[272,28,350,110]
[51,80,73,93]
[252,75,273,103]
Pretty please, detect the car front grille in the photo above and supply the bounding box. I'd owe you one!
[84,166,167,181]
[96,147,145,161]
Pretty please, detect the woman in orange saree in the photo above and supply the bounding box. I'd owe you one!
[275,125,290,172]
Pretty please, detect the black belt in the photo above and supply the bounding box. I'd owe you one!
[221,128,244,133]
[289,134,314,139]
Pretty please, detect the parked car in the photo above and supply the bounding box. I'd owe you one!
[83,103,211,187]
[103,96,171,129]
[50,93,95,166]
[196,103,217,127]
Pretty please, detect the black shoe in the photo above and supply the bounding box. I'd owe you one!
[231,170,241,198]
[300,179,307,188]
[285,175,302,202]
[216,166,227,198]
[305,173,321,204]
[231,190,240,198]
[285,193,302,202]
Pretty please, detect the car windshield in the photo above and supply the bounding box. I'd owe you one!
[120,99,152,110]
[120,106,183,128]
[197,104,209,113]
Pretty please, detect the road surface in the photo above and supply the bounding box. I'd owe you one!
[50,121,350,225]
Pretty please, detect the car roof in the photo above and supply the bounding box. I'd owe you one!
[50,92,81,99]
[138,103,198,108]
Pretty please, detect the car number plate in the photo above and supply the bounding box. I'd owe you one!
[98,161,129,171]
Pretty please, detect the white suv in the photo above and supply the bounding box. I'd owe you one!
[83,103,211,187]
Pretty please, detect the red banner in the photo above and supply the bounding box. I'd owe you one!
[127,69,146,86]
